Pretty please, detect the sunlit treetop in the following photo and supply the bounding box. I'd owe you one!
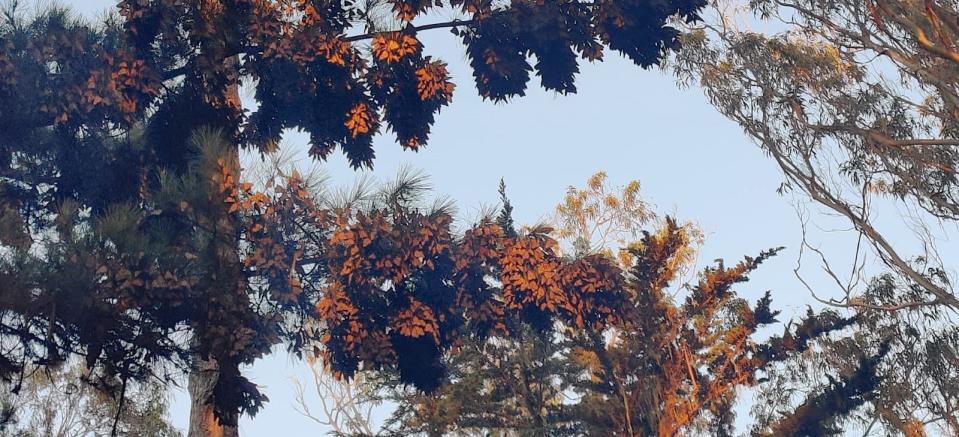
[0,0,707,168]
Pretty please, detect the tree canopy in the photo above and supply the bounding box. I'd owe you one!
[673,0,959,311]
[291,172,887,437]
[0,0,714,434]
[4,0,956,435]
[670,0,959,432]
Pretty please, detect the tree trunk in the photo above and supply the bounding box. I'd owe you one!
[188,356,238,437]
[187,60,243,437]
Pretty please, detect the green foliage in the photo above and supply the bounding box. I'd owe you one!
[496,178,515,238]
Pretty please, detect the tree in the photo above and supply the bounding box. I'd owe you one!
[753,273,959,436]
[554,171,655,260]
[294,178,580,437]
[672,0,959,311]
[0,361,179,437]
[670,6,959,433]
[552,171,703,272]
[378,326,579,436]
[557,218,863,436]
[0,0,711,435]
[756,339,891,437]
[325,172,857,437]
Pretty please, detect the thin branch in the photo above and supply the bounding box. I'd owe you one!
[161,18,478,81]
[109,377,128,437]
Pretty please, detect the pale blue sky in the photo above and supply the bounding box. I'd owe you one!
[58,1,956,434]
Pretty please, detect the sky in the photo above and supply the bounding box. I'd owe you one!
[59,1,956,434]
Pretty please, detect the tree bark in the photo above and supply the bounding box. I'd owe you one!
[188,356,238,437]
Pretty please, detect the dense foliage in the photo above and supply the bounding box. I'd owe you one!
[0,0,710,432]
[5,0,955,435]
[0,0,709,168]
[295,175,869,437]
